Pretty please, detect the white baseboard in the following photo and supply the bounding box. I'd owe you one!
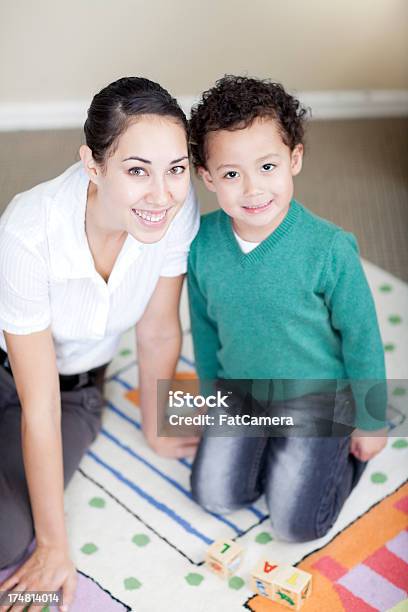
[296,90,408,120]
[0,101,88,131]
[0,90,407,131]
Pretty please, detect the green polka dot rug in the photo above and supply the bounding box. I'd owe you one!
[2,259,405,611]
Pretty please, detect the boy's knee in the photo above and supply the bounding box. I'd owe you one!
[269,498,336,543]
[190,468,251,514]
[271,514,329,543]
[190,474,236,514]
[190,437,263,514]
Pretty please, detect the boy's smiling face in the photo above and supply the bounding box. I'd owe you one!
[199,117,303,242]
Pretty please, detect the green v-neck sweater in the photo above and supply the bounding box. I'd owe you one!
[187,200,386,430]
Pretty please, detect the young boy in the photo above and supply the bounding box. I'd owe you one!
[187,75,387,542]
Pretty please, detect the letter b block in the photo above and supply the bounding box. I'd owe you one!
[205,539,244,578]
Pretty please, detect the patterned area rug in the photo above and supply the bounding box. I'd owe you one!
[2,259,408,611]
[246,483,408,611]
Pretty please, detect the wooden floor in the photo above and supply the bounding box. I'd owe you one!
[0,118,407,280]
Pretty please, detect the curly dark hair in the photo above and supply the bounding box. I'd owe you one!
[189,75,309,169]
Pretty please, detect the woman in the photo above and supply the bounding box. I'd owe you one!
[0,77,199,611]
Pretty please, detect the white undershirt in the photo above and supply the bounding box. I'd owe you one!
[0,163,199,374]
[233,230,260,253]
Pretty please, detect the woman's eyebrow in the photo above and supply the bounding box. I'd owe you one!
[123,156,152,164]
[170,155,189,164]
[122,155,189,164]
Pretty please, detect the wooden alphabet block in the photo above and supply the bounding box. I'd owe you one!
[251,560,312,609]
[250,558,281,599]
[272,566,312,610]
[205,538,244,578]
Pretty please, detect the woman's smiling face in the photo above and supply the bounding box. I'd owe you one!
[83,114,190,243]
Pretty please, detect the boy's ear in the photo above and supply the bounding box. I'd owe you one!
[79,144,101,184]
[290,144,304,176]
[198,166,217,193]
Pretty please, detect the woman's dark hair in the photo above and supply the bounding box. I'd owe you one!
[84,76,188,166]
[189,75,309,169]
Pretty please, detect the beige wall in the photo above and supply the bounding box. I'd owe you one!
[1,0,407,103]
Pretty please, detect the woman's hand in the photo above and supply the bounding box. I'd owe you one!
[145,431,200,458]
[350,428,388,462]
[0,544,76,612]
[3,330,75,611]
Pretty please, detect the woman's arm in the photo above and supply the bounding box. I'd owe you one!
[136,275,199,458]
[0,329,76,612]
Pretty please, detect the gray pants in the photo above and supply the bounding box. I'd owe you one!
[191,389,367,542]
[0,364,105,569]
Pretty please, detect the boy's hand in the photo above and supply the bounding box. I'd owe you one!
[350,428,388,462]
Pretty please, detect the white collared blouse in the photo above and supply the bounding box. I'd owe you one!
[0,163,199,374]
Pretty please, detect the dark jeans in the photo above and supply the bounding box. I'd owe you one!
[0,364,105,569]
[191,389,367,542]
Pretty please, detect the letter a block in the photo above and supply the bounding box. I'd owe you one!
[250,559,281,598]
[205,539,244,578]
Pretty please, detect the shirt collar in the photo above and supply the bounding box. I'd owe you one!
[47,163,143,281]
[48,162,95,279]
